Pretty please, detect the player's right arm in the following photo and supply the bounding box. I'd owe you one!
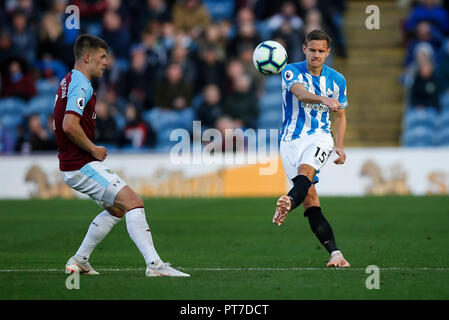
[290,83,340,112]
[63,114,107,161]
[64,74,107,161]
[282,65,340,111]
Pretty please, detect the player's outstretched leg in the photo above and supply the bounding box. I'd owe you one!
[273,164,314,226]
[65,209,121,275]
[303,186,350,268]
[114,186,190,277]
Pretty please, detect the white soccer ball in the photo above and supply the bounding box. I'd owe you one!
[253,40,288,75]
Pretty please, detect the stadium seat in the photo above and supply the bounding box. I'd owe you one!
[25,95,56,117]
[0,114,23,129]
[0,98,26,115]
[439,92,449,112]
[265,75,282,92]
[402,126,435,147]
[114,113,126,130]
[403,108,438,131]
[203,0,234,22]
[258,110,283,129]
[0,127,18,153]
[36,79,59,96]
[143,107,194,133]
[437,110,449,131]
[437,127,449,146]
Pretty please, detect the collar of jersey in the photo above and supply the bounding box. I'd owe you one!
[72,69,91,83]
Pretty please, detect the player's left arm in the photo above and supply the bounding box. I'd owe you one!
[333,108,346,165]
[333,76,348,165]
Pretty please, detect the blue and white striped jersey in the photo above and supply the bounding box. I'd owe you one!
[280,61,348,141]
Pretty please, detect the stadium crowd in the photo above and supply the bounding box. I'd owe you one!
[0,0,347,153]
[400,0,449,146]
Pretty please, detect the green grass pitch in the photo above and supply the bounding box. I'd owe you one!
[0,196,448,300]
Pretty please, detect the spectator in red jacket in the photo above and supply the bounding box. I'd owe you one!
[1,58,37,101]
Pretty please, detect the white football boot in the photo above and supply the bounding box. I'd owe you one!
[65,256,100,275]
[327,251,350,268]
[145,259,190,277]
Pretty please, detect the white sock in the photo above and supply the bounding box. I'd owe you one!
[125,207,161,265]
[75,210,121,262]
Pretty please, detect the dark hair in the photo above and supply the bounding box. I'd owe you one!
[74,34,108,61]
[305,29,332,47]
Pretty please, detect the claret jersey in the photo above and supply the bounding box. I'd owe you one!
[54,69,97,171]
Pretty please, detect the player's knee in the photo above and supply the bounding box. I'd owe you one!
[298,164,316,181]
[125,195,144,212]
[106,206,126,218]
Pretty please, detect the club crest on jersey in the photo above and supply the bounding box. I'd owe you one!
[77,97,85,110]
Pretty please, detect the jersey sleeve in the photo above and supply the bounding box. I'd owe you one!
[336,76,348,109]
[282,64,306,92]
[66,77,92,117]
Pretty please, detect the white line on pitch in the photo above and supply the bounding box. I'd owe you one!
[1,267,449,273]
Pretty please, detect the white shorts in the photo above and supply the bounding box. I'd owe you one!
[280,133,334,181]
[61,161,127,208]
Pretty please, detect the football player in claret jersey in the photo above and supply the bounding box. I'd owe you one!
[54,34,189,277]
[272,30,350,267]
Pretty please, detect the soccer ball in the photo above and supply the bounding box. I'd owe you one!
[253,40,288,75]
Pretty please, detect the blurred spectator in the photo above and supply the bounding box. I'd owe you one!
[227,16,261,58]
[237,44,265,97]
[24,114,57,151]
[140,28,167,81]
[437,42,449,110]
[7,9,37,64]
[155,63,193,110]
[1,58,37,100]
[224,58,245,95]
[95,100,119,144]
[51,0,79,52]
[96,49,121,96]
[403,42,435,88]
[222,74,259,129]
[317,0,347,58]
[303,9,325,35]
[169,43,197,84]
[198,23,227,62]
[195,45,226,94]
[297,0,318,18]
[134,0,172,41]
[406,0,449,40]
[38,13,69,67]
[196,84,222,129]
[410,61,440,110]
[270,2,304,62]
[405,21,442,66]
[214,115,245,152]
[100,10,131,59]
[0,30,13,66]
[267,1,303,34]
[120,103,156,148]
[118,44,154,110]
[172,0,211,39]
[72,0,108,22]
